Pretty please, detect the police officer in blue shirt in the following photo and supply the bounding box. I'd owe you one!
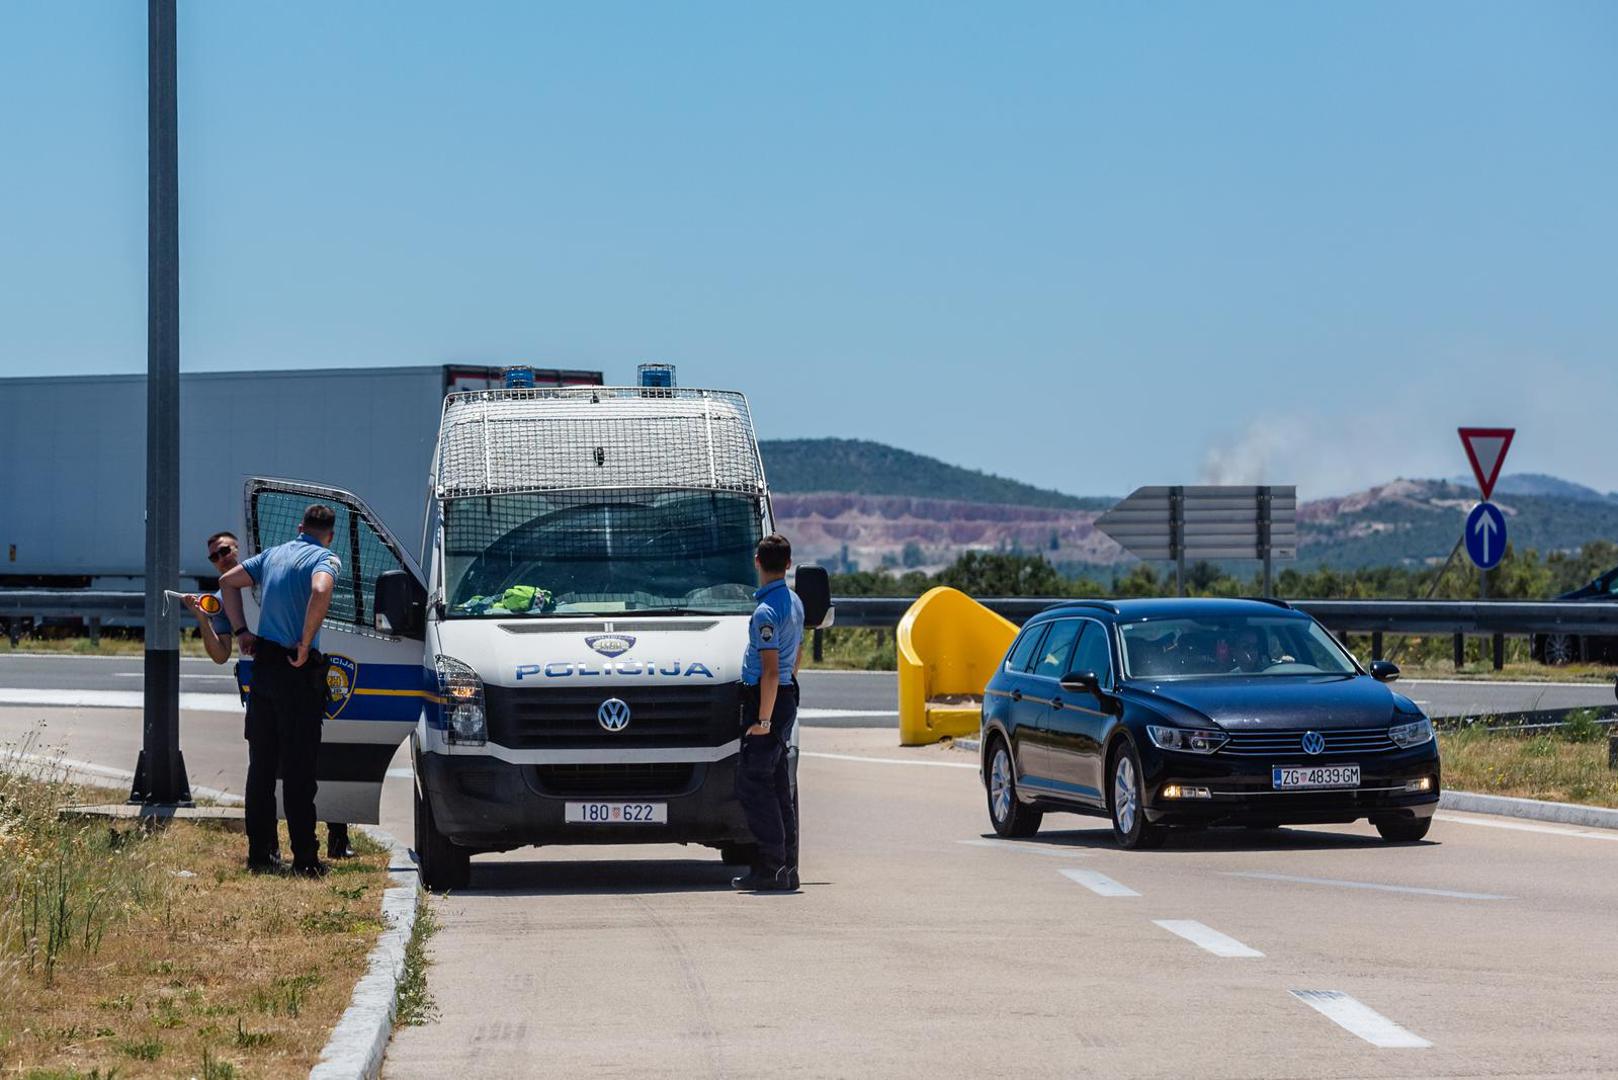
[219,504,342,876]
[732,533,805,892]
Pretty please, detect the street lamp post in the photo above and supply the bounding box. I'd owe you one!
[131,0,191,805]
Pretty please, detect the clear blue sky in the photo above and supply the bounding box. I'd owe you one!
[3,1,1614,499]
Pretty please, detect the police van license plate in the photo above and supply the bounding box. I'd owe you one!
[1272,764,1360,790]
[564,802,668,825]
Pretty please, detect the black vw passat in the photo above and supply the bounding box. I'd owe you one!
[979,598,1440,849]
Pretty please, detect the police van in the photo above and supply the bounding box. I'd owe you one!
[238,375,829,890]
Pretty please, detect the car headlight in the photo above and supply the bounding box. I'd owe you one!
[1389,717,1434,748]
[435,655,486,746]
[1146,725,1228,754]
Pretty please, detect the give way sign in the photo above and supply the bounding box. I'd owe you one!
[1458,427,1515,501]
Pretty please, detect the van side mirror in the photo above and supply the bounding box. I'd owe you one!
[794,564,834,629]
[1369,660,1400,683]
[375,570,426,639]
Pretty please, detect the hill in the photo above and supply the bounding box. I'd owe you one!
[759,438,1111,511]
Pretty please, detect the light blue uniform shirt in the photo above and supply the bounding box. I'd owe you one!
[741,579,804,687]
[240,534,341,650]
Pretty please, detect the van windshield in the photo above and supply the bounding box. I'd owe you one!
[443,489,764,617]
[1119,615,1359,679]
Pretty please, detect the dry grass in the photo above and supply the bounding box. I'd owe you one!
[1,634,212,659]
[0,762,391,1078]
[1397,660,1616,683]
[1440,726,1618,808]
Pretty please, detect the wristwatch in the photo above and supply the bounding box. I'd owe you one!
[758,718,772,731]
[233,627,250,637]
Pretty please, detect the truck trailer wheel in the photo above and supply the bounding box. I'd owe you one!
[415,783,471,892]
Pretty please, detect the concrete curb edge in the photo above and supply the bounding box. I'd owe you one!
[309,826,421,1080]
[1438,789,1618,831]
[944,737,1618,831]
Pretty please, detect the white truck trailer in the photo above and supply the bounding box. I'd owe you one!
[236,382,829,890]
[0,364,600,590]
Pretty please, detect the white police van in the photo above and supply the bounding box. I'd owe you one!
[239,376,828,890]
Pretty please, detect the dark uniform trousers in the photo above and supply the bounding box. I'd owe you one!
[736,681,799,872]
[244,640,327,866]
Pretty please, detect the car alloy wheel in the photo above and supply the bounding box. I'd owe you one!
[1113,754,1139,834]
[1543,633,1578,666]
[1109,741,1164,850]
[986,739,1042,838]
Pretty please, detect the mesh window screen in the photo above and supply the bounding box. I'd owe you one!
[444,488,763,616]
[250,488,406,629]
[435,388,764,498]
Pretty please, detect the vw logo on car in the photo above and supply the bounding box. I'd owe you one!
[597,697,632,732]
[1301,730,1326,756]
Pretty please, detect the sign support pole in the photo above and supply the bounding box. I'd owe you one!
[1259,485,1274,597]
[1169,485,1185,597]
[131,0,191,806]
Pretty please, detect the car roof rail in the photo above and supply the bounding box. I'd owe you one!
[1241,596,1293,609]
[1052,599,1121,615]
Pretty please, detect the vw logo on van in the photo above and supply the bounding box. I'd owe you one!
[1301,730,1326,756]
[597,698,632,732]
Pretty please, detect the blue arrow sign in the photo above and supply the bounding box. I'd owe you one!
[1465,502,1506,571]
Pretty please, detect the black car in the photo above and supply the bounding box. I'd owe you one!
[979,597,1440,849]
[1532,564,1618,665]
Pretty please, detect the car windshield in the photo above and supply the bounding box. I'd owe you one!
[1119,614,1358,679]
[443,489,763,617]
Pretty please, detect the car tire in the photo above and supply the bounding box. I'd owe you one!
[986,739,1042,838]
[1541,633,1579,666]
[415,782,472,892]
[1374,816,1432,843]
[1108,741,1164,850]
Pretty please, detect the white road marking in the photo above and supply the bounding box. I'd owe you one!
[800,751,978,770]
[957,838,1092,858]
[1059,867,1139,897]
[797,708,899,719]
[0,689,242,712]
[6,751,244,805]
[1403,678,1608,690]
[1223,870,1510,901]
[1436,812,1618,843]
[1153,920,1263,957]
[1290,990,1431,1048]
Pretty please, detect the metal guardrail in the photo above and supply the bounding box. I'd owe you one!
[8,589,1618,639]
[830,596,1618,636]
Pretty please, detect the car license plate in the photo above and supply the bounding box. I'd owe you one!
[1272,764,1360,790]
[564,802,668,825]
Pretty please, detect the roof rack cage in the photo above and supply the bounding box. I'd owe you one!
[1242,596,1294,609]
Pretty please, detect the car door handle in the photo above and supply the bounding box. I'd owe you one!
[1051,697,1063,710]
[1010,689,1022,702]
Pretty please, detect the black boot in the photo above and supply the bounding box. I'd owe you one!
[326,822,354,860]
[247,852,285,875]
[731,865,792,891]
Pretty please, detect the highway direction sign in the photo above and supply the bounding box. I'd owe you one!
[1094,484,1296,594]
[1465,501,1507,571]
[1458,427,1514,500]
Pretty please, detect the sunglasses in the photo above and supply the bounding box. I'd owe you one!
[208,545,237,563]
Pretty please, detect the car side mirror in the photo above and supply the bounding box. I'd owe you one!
[375,570,426,639]
[1369,660,1400,683]
[794,564,834,629]
[1059,669,1115,711]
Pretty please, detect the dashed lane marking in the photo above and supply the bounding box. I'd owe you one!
[957,838,1092,858]
[1059,867,1139,897]
[1290,990,1431,1048]
[1223,870,1511,901]
[1153,920,1264,957]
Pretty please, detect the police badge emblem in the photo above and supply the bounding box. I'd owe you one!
[325,654,358,719]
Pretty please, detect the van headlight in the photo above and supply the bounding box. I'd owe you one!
[1389,717,1434,748]
[1147,725,1228,754]
[435,655,486,746]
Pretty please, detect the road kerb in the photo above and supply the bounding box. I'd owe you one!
[1439,790,1618,831]
[308,826,422,1080]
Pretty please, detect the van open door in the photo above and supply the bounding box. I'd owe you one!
[241,477,428,825]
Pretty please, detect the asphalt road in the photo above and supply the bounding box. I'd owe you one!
[1,700,1615,1078]
[2,654,1613,725]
